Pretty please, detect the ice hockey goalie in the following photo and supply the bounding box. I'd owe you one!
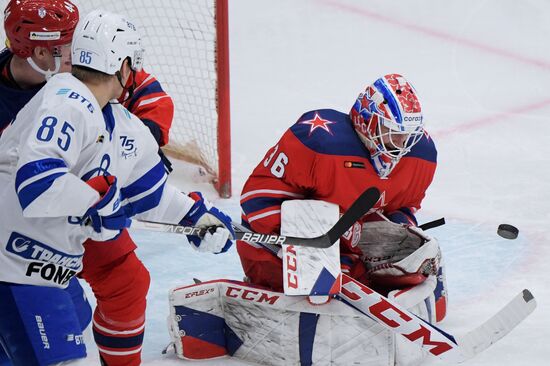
[165,200,448,366]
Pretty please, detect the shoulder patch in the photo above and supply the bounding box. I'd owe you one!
[290,109,369,158]
[57,89,95,114]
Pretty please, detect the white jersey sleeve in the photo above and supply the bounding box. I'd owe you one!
[115,122,194,224]
[135,183,194,224]
[13,86,99,218]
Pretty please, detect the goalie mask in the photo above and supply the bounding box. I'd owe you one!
[71,10,144,75]
[350,74,424,178]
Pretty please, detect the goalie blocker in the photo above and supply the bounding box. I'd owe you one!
[165,200,447,365]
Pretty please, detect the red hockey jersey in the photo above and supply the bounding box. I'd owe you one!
[238,109,437,290]
[119,69,174,146]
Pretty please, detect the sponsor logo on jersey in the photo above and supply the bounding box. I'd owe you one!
[120,135,138,159]
[6,232,82,286]
[56,89,95,113]
[6,232,82,269]
[344,161,365,169]
[25,262,78,286]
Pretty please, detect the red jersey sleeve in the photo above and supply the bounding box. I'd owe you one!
[240,129,322,235]
[119,69,174,146]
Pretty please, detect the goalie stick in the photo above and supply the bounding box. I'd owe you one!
[131,187,381,248]
[234,223,536,363]
[338,274,536,363]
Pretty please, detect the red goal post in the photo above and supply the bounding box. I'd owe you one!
[73,0,232,197]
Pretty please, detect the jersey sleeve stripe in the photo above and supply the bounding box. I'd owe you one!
[17,172,66,210]
[93,329,144,350]
[120,161,166,201]
[136,95,171,108]
[121,161,167,216]
[247,209,281,223]
[126,81,165,112]
[241,196,287,216]
[15,158,68,192]
[122,176,166,216]
[240,189,305,201]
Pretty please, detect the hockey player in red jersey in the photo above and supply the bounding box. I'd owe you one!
[0,1,173,365]
[238,74,447,321]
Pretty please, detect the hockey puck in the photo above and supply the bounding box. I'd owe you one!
[497,224,519,239]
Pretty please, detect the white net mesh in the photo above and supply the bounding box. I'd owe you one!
[1,0,226,189]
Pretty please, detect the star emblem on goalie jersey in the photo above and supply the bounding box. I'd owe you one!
[300,112,334,136]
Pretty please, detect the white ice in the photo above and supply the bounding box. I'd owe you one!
[80,0,550,364]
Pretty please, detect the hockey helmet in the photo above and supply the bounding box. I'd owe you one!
[350,74,424,177]
[4,0,79,58]
[71,10,144,75]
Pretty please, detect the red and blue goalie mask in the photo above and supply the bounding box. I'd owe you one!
[350,74,424,178]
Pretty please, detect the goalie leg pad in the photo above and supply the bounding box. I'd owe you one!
[173,305,242,359]
[168,279,395,365]
[433,259,448,322]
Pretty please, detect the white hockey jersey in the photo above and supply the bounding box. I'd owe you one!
[0,73,194,288]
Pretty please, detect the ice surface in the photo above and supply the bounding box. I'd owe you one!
[79,0,550,364]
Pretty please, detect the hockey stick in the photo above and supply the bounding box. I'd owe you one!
[338,274,536,363]
[131,187,381,249]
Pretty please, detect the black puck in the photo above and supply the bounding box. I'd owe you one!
[497,224,519,239]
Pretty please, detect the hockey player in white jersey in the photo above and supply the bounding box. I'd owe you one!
[0,10,235,366]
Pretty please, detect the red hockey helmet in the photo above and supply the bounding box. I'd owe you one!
[4,0,79,58]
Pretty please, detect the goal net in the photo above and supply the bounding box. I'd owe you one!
[1,0,232,197]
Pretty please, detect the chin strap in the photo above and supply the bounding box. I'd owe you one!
[357,132,399,178]
[115,68,137,103]
[26,56,61,81]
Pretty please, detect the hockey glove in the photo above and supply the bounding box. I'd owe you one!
[82,175,130,240]
[180,192,235,254]
[386,207,418,226]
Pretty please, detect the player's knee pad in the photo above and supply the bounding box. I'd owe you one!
[91,252,149,366]
[122,252,150,303]
[0,282,87,366]
[89,251,150,310]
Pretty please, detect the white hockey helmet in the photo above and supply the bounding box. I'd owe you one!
[71,10,144,75]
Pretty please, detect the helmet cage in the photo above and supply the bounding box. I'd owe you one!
[365,110,424,161]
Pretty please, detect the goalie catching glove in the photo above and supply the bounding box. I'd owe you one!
[82,175,130,241]
[358,221,441,291]
[180,192,235,254]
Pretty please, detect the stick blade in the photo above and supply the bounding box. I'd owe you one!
[456,289,537,362]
